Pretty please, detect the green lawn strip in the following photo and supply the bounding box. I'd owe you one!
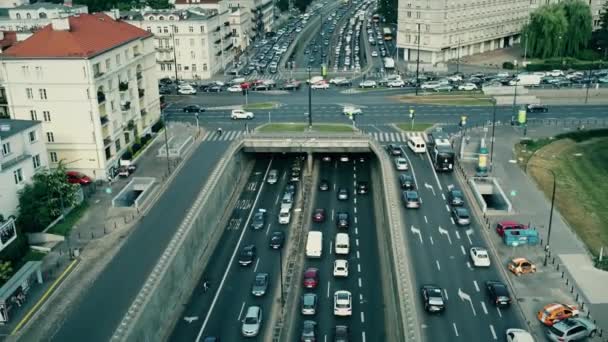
[243,102,277,110]
[47,202,90,236]
[394,123,434,132]
[396,95,492,106]
[257,123,353,133]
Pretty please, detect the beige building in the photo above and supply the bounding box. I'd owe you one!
[397,0,608,68]
[0,13,161,180]
[0,1,88,32]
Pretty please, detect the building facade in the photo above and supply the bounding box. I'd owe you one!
[397,0,608,67]
[0,2,88,32]
[0,119,48,218]
[0,14,161,180]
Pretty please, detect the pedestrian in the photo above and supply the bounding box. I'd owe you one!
[202,279,210,292]
[217,127,223,137]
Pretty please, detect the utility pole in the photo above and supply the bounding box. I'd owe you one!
[490,98,497,167]
[584,67,591,104]
[162,112,171,174]
[171,28,179,83]
[542,168,557,267]
[307,66,313,129]
[415,23,421,96]
[512,60,519,117]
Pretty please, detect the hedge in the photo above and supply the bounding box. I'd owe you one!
[151,120,164,133]
[525,59,607,72]
[502,61,515,70]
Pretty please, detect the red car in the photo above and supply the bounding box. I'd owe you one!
[240,81,251,89]
[66,171,92,185]
[312,209,326,223]
[496,220,528,237]
[303,267,319,288]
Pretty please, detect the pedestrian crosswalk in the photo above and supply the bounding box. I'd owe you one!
[200,130,427,143]
[202,130,244,142]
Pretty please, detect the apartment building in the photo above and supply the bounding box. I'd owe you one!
[124,7,243,80]
[0,119,48,218]
[0,1,88,32]
[397,0,608,67]
[0,13,161,180]
[0,0,28,9]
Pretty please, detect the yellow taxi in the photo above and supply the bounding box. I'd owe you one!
[508,258,537,276]
[537,303,580,326]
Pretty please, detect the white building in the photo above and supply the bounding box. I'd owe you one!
[0,13,161,180]
[124,7,245,80]
[0,0,28,9]
[0,1,88,32]
[0,119,48,218]
[397,0,608,67]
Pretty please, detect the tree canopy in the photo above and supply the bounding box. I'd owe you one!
[294,0,312,13]
[277,0,289,12]
[379,0,396,24]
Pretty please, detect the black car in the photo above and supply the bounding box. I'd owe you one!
[421,285,446,313]
[387,144,402,156]
[269,231,285,249]
[357,181,369,194]
[334,325,349,342]
[207,85,223,92]
[198,83,212,91]
[335,79,353,87]
[301,320,317,342]
[251,210,266,230]
[319,179,330,191]
[485,280,511,307]
[285,182,296,195]
[448,189,464,206]
[336,212,349,229]
[183,105,204,113]
[399,174,415,190]
[238,244,256,266]
[526,104,548,113]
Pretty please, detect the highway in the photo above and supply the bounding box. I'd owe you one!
[291,155,385,341]
[390,139,524,340]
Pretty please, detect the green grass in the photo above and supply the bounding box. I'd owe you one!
[257,123,354,133]
[243,102,277,110]
[395,123,434,132]
[397,94,493,106]
[47,202,89,236]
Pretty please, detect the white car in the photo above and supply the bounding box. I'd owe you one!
[177,85,197,95]
[420,81,441,90]
[333,259,349,277]
[227,85,242,92]
[394,157,408,171]
[231,109,254,120]
[371,51,378,57]
[359,80,377,88]
[548,69,565,77]
[470,247,491,267]
[329,77,346,84]
[343,106,362,115]
[311,82,329,90]
[278,208,291,225]
[458,83,478,91]
[333,290,352,316]
[388,80,405,87]
[505,328,535,342]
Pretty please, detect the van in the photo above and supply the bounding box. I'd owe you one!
[280,192,293,211]
[407,136,426,153]
[306,231,323,258]
[335,233,350,255]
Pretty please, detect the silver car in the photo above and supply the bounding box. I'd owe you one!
[251,273,269,297]
[267,169,278,184]
[241,306,262,337]
[301,293,318,315]
[546,317,597,341]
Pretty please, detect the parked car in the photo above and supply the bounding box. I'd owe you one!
[227,85,243,92]
[545,317,597,341]
[177,85,197,95]
[526,104,549,113]
[117,163,137,178]
[508,257,537,276]
[421,285,446,313]
[538,303,579,326]
[359,80,377,88]
[388,80,405,87]
[311,81,330,90]
[496,220,528,237]
[458,83,477,91]
[67,171,92,185]
[485,280,512,307]
[506,328,535,342]
[434,84,453,92]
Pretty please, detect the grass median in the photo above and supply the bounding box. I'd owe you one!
[396,94,492,106]
[243,102,277,110]
[257,123,354,133]
[395,123,434,132]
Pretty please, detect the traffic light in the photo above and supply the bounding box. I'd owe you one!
[460,115,467,127]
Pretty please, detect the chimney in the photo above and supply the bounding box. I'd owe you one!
[64,0,73,7]
[51,18,71,31]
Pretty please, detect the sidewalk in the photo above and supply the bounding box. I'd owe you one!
[458,125,608,341]
[2,122,202,339]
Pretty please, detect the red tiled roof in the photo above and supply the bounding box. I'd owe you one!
[2,13,152,59]
[0,31,17,50]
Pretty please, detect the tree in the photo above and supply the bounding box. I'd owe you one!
[522,4,568,59]
[561,0,592,57]
[0,261,13,282]
[294,0,311,13]
[146,0,173,9]
[277,0,289,12]
[379,0,396,24]
[595,1,608,57]
[16,163,79,234]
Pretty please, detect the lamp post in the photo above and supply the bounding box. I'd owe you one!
[409,107,415,130]
[512,59,519,117]
[415,23,421,96]
[527,167,557,267]
[523,33,528,65]
[279,247,285,308]
[490,98,497,167]
[194,112,200,137]
[171,27,179,84]
[162,112,171,174]
[307,66,312,129]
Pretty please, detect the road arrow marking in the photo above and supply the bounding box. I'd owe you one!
[411,225,423,244]
[184,316,199,323]
[458,288,477,316]
[466,229,474,245]
[424,183,436,196]
[438,226,452,245]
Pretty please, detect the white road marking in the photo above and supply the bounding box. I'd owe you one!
[354,207,357,214]
[237,301,246,321]
[401,151,419,190]
[424,215,428,223]
[275,193,280,205]
[265,224,271,235]
[353,180,357,187]
[444,289,449,300]
[453,323,459,337]
[481,301,488,315]
[332,209,335,221]
[458,288,476,316]
[466,261,473,270]
[357,264,361,273]
[460,245,466,255]
[442,193,446,200]
[355,227,359,235]
[327,281,331,298]
[450,217,456,225]
[466,229,474,244]
[356,251,360,259]
[411,225,423,244]
[429,236,434,245]
[356,238,359,247]
[330,240,333,254]
[359,293,363,301]
[435,260,441,271]
[354,197,357,205]
[361,312,365,323]
[489,325,497,340]
[497,307,502,317]
[473,280,480,292]
[438,226,452,244]
[362,331,366,342]
[425,150,443,191]
[354,217,358,224]
[455,231,461,239]
[358,278,362,287]
[253,258,260,272]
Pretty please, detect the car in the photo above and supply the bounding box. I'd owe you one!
[311,82,330,89]
[394,157,409,171]
[282,81,301,90]
[285,182,296,196]
[301,293,318,315]
[359,80,377,88]
[183,105,204,113]
[312,208,326,222]
[470,247,491,267]
[238,244,256,266]
[387,144,402,156]
[333,325,349,342]
[333,259,349,277]
[301,320,318,342]
[343,106,362,115]
[207,85,223,92]
[434,84,453,92]
[290,169,300,182]
[452,207,471,226]
[457,83,478,91]
[545,317,597,341]
[485,280,512,307]
[227,85,242,92]
[399,174,415,190]
[339,155,349,162]
[329,77,347,85]
[241,306,262,337]
[496,220,528,237]
[505,328,535,342]
[508,257,537,276]
[267,169,278,184]
[278,208,291,224]
[402,190,420,209]
[251,272,269,296]
[421,285,446,313]
[177,85,197,95]
[371,50,378,57]
[526,104,549,113]
[269,231,284,249]
[251,209,266,230]
[202,337,220,342]
[447,188,464,206]
[231,109,254,120]
[420,81,442,89]
[117,164,136,178]
[388,80,405,87]
[334,290,352,316]
[303,267,319,288]
[318,179,330,191]
[337,188,349,201]
[538,303,580,326]
[357,181,369,194]
[67,171,92,185]
[336,212,349,229]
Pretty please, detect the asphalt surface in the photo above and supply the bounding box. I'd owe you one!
[387,138,524,340]
[292,155,385,342]
[49,142,228,342]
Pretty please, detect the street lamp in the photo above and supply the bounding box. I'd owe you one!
[512,59,519,117]
[162,111,171,174]
[409,107,415,130]
[307,66,312,129]
[415,23,421,96]
[194,112,200,137]
[279,247,285,308]
[489,98,497,167]
[527,166,557,266]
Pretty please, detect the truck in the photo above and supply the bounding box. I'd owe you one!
[383,57,395,69]
[430,137,455,172]
[306,231,323,258]
[508,74,541,87]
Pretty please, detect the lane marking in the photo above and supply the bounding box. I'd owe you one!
[357,264,361,273]
[425,150,443,191]
[460,245,466,255]
[237,301,246,321]
[265,223,271,236]
[355,227,358,235]
[444,289,449,300]
[330,240,333,254]
[450,217,455,225]
[489,325,497,340]
[356,251,360,259]
[361,312,365,323]
[354,197,357,205]
[354,207,357,214]
[481,301,488,315]
[358,277,362,288]
[362,331,366,342]
[435,260,441,271]
[466,261,472,270]
[453,323,459,337]
[442,193,446,200]
[473,280,480,292]
[445,204,450,212]
[354,217,358,224]
[455,231,461,239]
[327,281,331,298]
[429,236,434,245]
[424,215,428,223]
[253,258,260,272]
[355,238,359,247]
[331,209,335,221]
[497,307,502,318]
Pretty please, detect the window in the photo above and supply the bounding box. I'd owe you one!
[50,151,58,163]
[29,130,37,142]
[200,26,205,33]
[203,63,208,71]
[46,131,54,142]
[32,154,41,169]
[43,111,51,122]
[177,64,182,71]
[189,26,194,32]
[39,88,47,100]
[167,64,172,71]
[146,26,151,32]
[13,169,23,185]
[115,138,121,151]
[163,26,168,33]
[124,132,130,144]
[184,66,189,70]
[201,38,206,45]
[190,51,195,58]
[192,64,197,71]
[124,50,129,60]
[110,100,115,111]
[157,27,162,33]
[173,26,178,33]
[175,39,179,46]
[407,11,411,17]
[160,63,166,71]
[26,88,33,99]
[16,13,21,19]
[30,110,37,120]
[116,54,121,65]
[106,58,111,70]
[189,38,194,46]
[35,66,43,78]
[2,142,10,155]
[26,13,31,19]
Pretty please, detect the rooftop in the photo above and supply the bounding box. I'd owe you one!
[121,7,219,21]
[12,1,87,11]
[1,13,152,59]
[0,31,17,50]
[0,119,39,140]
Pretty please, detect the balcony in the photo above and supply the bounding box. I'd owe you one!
[156,57,175,63]
[215,26,221,32]
[138,89,145,98]
[94,71,104,78]
[224,21,230,26]
[103,137,112,146]
[140,109,148,116]
[224,32,233,39]
[214,38,221,44]
[97,92,106,104]
[100,115,110,126]
[224,43,234,51]
[121,101,131,111]
[136,72,143,80]
[119,82,129,92]
[155,46,173,52]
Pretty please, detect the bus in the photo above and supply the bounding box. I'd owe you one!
[383,27,393,41]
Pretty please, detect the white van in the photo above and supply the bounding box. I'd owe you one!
[407,136,426,153]
[280,193,293,211]
[335,233,350,255]
[306,231,323,258]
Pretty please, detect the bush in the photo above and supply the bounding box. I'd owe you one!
[131,143,142,154]
[577,49,601,61]
[151,120,164,133]
[556,128,608,142]
[121,150,133,160]
[502,61,515,70]
[525,60,605,71]
[0,232,29,265]
[145,133,152,141]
